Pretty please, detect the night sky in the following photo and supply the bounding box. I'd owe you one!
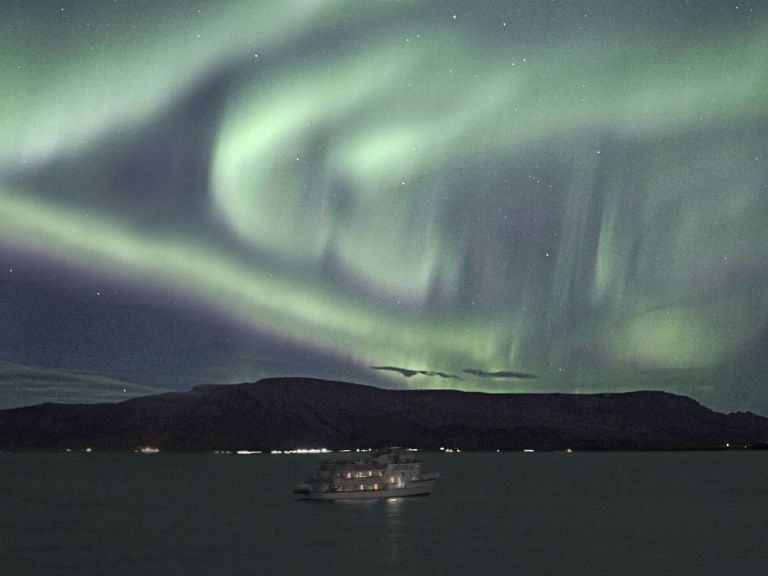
[1,1,767,413]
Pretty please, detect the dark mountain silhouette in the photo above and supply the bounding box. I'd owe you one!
[1,378,767,451]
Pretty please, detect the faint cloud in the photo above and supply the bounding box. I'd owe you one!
[463,368,538,379]
[371,366,460,379]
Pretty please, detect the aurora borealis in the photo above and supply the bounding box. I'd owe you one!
[1,1,767,412]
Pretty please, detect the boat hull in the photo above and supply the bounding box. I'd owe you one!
[299,479,435,501]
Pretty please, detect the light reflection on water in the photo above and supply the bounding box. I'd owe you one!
[321,496,407,574]
[384,498,404,575]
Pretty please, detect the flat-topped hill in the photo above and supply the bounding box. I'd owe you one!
[1,378,766,451]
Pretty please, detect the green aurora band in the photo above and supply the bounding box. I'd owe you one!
[1,1,767,409]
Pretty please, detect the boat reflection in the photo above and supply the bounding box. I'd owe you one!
[383,497,404,575]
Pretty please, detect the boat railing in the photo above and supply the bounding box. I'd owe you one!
[418,472,440,480]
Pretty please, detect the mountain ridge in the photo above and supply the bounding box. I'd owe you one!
[1,377,767,451]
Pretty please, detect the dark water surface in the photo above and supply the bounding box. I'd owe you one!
[1,452,766,575]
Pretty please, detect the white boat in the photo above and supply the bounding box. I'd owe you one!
[293,448,438,500]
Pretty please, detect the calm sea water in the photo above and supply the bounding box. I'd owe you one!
[1,451,766,575]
